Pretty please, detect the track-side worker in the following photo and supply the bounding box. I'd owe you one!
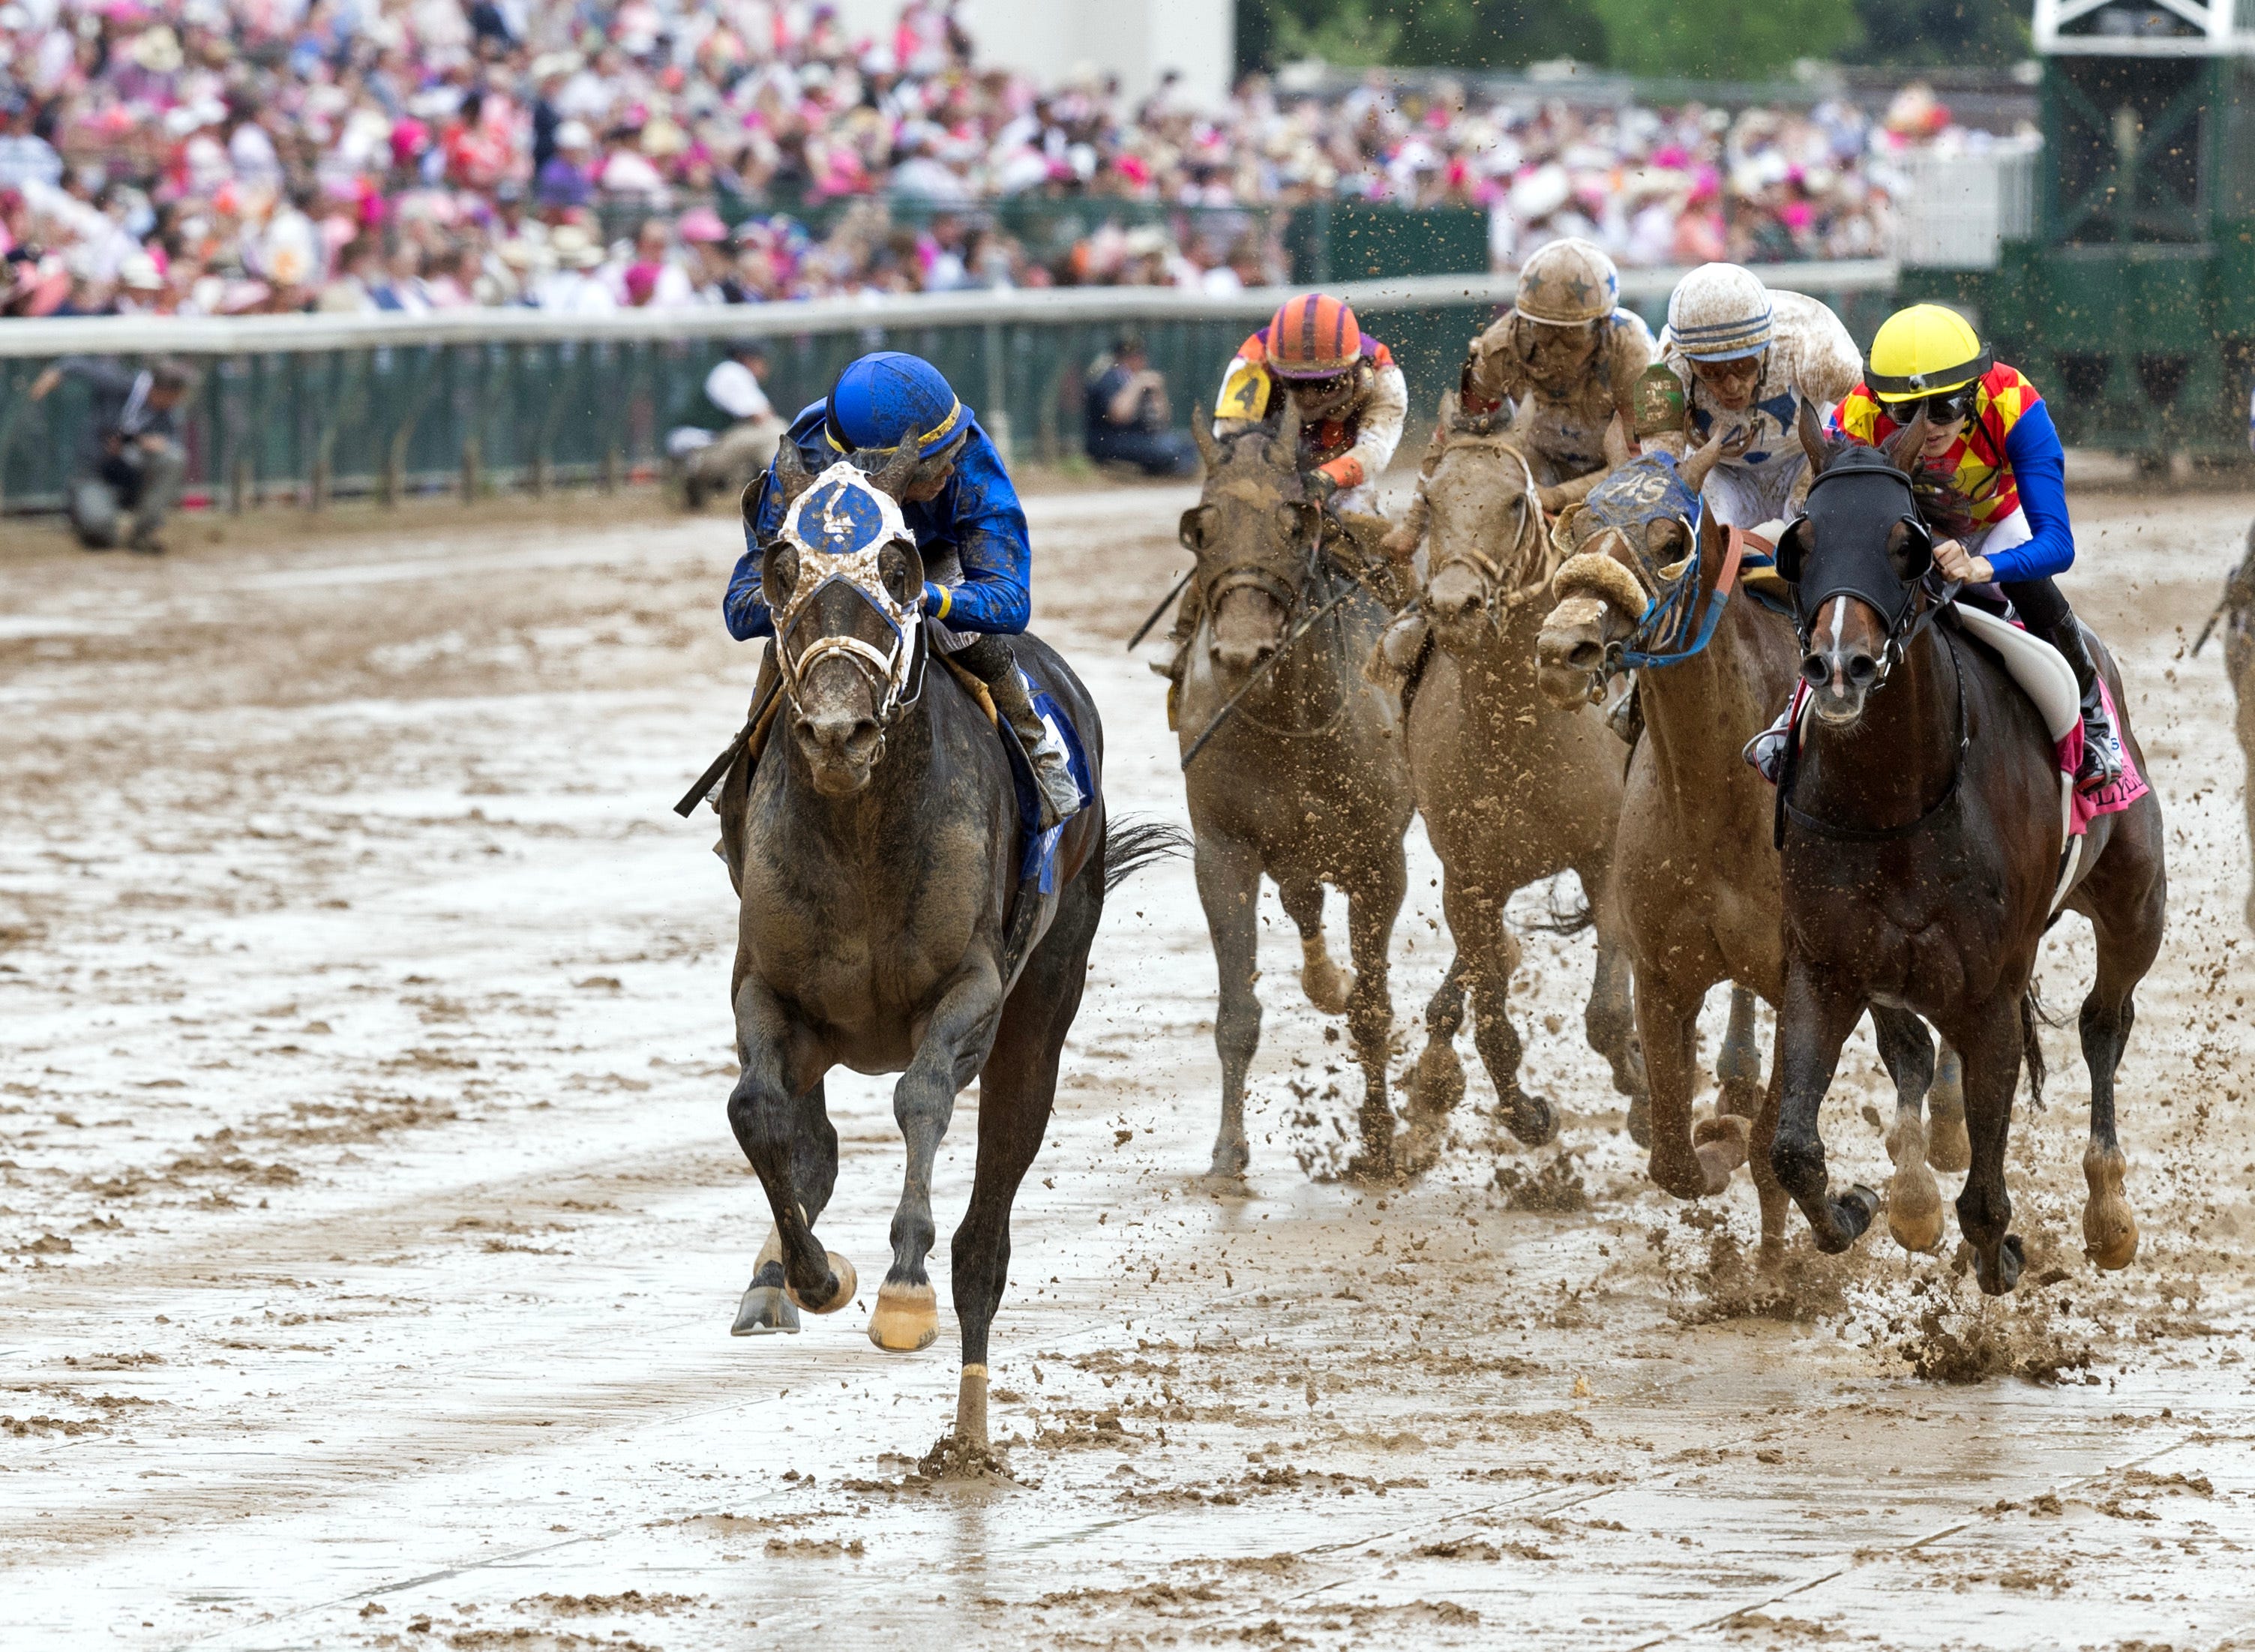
[727,349,1084,828]
[1161,292,1408,682]
[1657,262,1863,536]
[1384,236,1654,562]
[1831,304,2122,791]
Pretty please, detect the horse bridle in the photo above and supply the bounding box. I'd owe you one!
[1426,430,1546,629]
[768,460,928,724]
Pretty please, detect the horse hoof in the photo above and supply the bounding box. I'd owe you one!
[731,1284,800,1336]
[1691,1114,1750,1192]
[1885,1116,1945,1253]
[1300,950,1353,1017]
[1402,1041,1466,1120]
[1208,1134,1250,1179]
[1837,1184,1880,1241]
[868,1281,940,1352]
[784,1251,858,1315]
[1976,1234,2025,1297]
[1498,1091,1556,1147]
[1624,1089,1652,1149]
[2082,1142,2139,1271]
[1925,1114,1972,1176]
[1648,1146,1714,1201]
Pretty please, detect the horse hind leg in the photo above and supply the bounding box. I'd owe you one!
[1715,985,1763,1121]
[1465,921,1555,1148]
[1279,877,1352,1016]
[2079,990,2140,1272]
[1870,1008,1945,1255]
[1926,1044,1972,1172]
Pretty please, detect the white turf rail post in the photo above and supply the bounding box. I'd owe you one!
[0,260,1900,358]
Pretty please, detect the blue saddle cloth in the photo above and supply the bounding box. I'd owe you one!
[995,677,1091,893]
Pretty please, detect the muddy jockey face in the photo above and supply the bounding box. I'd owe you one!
[757,439,939,795]
[1773,407,1937,728]
[1181,409,1325,679]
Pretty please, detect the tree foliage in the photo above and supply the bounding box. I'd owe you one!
[1236,0,2024,76]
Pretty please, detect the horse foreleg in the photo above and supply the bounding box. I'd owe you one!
[1871,1007,1944,1255]
[1926,1045,1971,1172]
[873,958,1006,1354]
[1444,877,1550,1150]
[1403,954,1468,1124]
[1747,1036,1790,1267]
[1637,975,1734,1199]
[1771,966,1879,1253]
[732,1078,838,1335]
[727,981,853,1318]
[1343,847,1406,1178]
[1279,876,1351,1017]
[1195,832,1264,1178]
[1951,998,2028,1296]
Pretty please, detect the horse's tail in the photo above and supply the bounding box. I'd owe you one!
[1103,814,1190,895]
[2020,982,2056,1111]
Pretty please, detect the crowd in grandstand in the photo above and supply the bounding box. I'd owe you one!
[0,0,2022,318]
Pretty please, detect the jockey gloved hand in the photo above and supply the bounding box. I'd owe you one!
[1932,538,1993,586]
[1302,468,1339,505]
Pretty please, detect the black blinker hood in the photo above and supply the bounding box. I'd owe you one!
[1782,448,1931,637]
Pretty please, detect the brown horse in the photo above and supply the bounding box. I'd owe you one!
[1393,406,1642,1154]
[1178,415,1414,1178]
[1770,414,2166,1291]
[1534,433,1948,1260]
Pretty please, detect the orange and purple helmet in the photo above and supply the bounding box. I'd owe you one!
[1264,292,1364,379]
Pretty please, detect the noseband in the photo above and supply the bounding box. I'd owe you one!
[769,460,927,724]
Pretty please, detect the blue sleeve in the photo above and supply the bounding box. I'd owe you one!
[722,465,787,640]
[924,429,1031,634]
[1985,400,2074,583]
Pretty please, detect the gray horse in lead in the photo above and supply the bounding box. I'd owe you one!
[716,439,1175,1456]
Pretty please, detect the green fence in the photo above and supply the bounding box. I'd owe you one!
[0,262,1899,517]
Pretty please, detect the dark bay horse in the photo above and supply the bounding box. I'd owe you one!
[1534,432,1948,1261]
[1177,415,1413,1178]
[1771,413,2166,1292]
[718,439,1175,1453]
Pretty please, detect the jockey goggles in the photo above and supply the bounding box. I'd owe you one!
[1906,382,1979,425]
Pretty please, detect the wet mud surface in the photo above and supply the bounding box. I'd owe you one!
[3,485,2254,1650]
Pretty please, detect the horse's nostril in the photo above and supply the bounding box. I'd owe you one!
[1846,652,1881,686]
[1565,641,1601,670]
[1800,656,1828,687]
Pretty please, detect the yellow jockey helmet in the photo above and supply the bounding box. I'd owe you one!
[1866,304,1993,403]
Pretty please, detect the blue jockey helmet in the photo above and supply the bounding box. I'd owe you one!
[824,351,970,460]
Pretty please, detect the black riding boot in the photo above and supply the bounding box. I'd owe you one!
[2047,617,2122,792]
[949,634,1083,830]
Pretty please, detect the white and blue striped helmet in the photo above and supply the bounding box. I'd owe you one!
[1665,263,1774,362]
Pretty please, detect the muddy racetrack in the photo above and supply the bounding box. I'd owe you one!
[3,478,2254,1651]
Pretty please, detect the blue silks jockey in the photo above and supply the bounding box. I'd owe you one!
[723,350,1082,829]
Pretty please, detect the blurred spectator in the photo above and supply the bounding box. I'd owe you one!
[667,338,784,510]
[1084,331,1198,478]
[26,355,196,554]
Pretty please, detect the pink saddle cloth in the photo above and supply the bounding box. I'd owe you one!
[2059,675,2149,838]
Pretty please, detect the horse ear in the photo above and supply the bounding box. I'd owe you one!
[1884,406,1930,472]
[871,435,922,499]
[1270,388,1304,466]
[1797,399,1831,478]
[774,436,816,508]
[1775,516,1810,585]
[1600,409,1633,471]
[1178,505,1207,552]
[1192,414,1220,472]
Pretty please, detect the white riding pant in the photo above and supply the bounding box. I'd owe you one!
[1700,454,1807,532]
